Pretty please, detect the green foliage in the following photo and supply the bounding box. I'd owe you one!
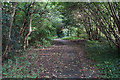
[2,2,64,55]
[86,41,120,78]
[30,18,56,47]
[2,2,120,78]
[2,52,39,78]
[62,36,81,40]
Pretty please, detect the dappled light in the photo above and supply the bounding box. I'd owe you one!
[2,1,120,79]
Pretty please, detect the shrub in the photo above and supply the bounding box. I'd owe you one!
[86,41,120,78]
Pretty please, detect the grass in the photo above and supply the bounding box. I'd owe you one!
[62,36,81,40]
[86,40,120,78]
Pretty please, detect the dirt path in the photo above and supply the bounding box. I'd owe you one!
[27,39,99,78]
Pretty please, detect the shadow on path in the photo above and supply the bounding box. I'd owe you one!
[27,39,100,78]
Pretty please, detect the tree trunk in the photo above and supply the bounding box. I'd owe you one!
[3,3,17,58]
[108,2,120,34]
[23,3,34,49]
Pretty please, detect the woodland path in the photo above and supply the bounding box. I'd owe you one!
[26,39,100,78]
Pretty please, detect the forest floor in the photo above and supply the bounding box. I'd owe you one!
[26,39,100,78]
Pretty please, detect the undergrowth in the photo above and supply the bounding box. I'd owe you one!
[86,40,120,78]
[2,52,40,78]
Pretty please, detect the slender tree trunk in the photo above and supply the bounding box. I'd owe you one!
[3,3,17,58]
[108,2,120,34]
[23,3,34,49]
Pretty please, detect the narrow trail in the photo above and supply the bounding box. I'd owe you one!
[27,39,100,78]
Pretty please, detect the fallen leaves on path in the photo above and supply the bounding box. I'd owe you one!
[25,39,100,78]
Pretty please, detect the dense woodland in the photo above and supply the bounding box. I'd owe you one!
[2,2,120,78]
